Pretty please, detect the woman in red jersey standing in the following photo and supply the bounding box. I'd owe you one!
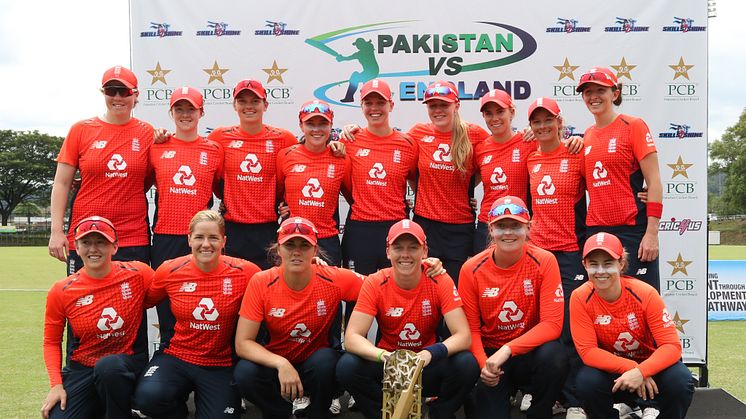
[49,66,154,274]
[576,67,663,291]
[233,216,364,419]
[570,232,694,419]
[277,101,351,266]
[458,196,567,419]
[149,86,223,347]
[42,217,154,419]
[133,210,261,418]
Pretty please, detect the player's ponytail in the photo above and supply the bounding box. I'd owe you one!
[613,83,623,106]
[450,112,473,174]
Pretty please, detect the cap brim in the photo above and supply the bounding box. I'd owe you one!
[75,230,116,243]
[234,87,266,100]
[423,96,457,103]
[103,78,135,89]
[480,99,510,111]
[529,106,559,118]
[576,80,614,92]
[583,246,621,259]
[278,233,317,246]
[171,98,202,109]
[300,113,332,123]
[360,90,390,101]
[489,214,529,224]
[387,231,425,245]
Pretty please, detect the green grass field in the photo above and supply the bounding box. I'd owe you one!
[0,246,744,417]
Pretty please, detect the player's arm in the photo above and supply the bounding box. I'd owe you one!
[48,162,76,261]
[636,289,683,378]
[41,285,67,418]
[457,263,488,368]
[638,152,662,262]
[344,311,388,362]
[440,307,471,355]
[143,264,169,308]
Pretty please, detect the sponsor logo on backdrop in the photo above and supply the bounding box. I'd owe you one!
[204,60,229,84]
[551,57,581,101]
[262,60,294,105]
[256,20,300,36]
[708,272,746,313]
[672,311,690,334]
[546,18,591,33]
[197,21,241,37]
[659,218,702,235]
[667,156,694,179]
[305,21,537,106]
[146,62,170,85]
[610,57,641,101]
[563,125,584,139]
[659,123,703,139]
[605,17,649,33]
[662,253,696,297]
[664,158,697,200]
[663,17,706,33]
[665,57,699,101]
[140,22,182,38]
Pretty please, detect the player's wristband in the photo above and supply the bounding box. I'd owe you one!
[377,350,386,363]
[646,202,663,219]
[424,343,448,363]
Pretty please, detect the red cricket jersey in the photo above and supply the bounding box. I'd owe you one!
[277,145,351,238]
[408,122,489,224]
[354,266,462,352]
[527,145,586,251]
[583,114,657,227]
[474,133,535,223]
[458,245,564,367]
[57,117,154,249]
[570,276,682,378]
[146,255,260,367]
[150,136,223,235]
[344,129,418,221]
[239,265,363,364]
[208,125,297,224]
[43,261,154,387]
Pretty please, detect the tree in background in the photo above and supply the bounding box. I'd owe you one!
[0,130,62,225]
[709,108,746,216]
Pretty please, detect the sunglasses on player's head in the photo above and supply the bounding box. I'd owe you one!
[424,86,456,100]
[278,220,317,237]
[301,103,332,115]
[488,203,529,219]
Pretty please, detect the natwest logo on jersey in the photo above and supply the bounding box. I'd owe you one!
[496,301,525,332]
[289,323,312,343]
[535,175,557,204]
[397,322,422,347]
[367,162,388,187]
[237,153,264,182]
[105,154,128,178]
[96,307,126,339]
[489,167,508,190]
[170,165,198,196]
[613,332,641,355]
[191,298,220,331]
[430,144,455,171]
[591,161,610,187]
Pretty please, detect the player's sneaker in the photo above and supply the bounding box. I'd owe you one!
[641,407,660,419]
[329,398,341,415]
[520,394,532,412]
[292,396,310,416]
[614,402,639,419]
[565,407,587,419]
[552,401,567,415]
[347,396,357,410]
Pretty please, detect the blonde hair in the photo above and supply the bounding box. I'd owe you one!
[188,210,225,235]
[450,112,473,173]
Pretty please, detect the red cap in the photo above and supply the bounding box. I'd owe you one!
[583,232,624,259]
[360,79,392,101]
[423,81,459,103]
[233,79,266,100]
[102,66,137,89]
[480,89,513,111]
[299,100,334,123]
[576,67,619,92]
[170,86,204,109]
[528,97,561,119]
[387,219,426,245]
[277,217,318,246]
[487,196,530,224]
[74,216,117,243]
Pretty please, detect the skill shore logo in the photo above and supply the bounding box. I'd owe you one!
[659,123,704,139]
[197,21,241,37]
[662,17,706,32]
[140,22,182,38]
[605,17,649,33]
[546,18,591,33]
[305,21,537,106]
[256,20,300,36]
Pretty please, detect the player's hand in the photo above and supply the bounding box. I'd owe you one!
[637,190,649,203]
[48,231,68,262]
[521,127,535,142]
[637,376,659,400]
[638,232,659,262]
[612,367,644,394]
[41,384,66,419]
[277,202,290,218]
[328,140,346,157]
[485,346,511,377]
[278,361,304,401]
[153,128,172,144]
[341,124,361,142]
[564,135,584,154]
[479,365,503,387]
[469,197,478,212]
[422,258,445,277]
[416,350,433,367]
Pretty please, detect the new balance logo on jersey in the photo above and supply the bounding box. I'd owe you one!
[76,295,94,306]
[636,268,647,275]
[269,308,286,318]
[179,282,197,292]
[224,408,235,414]
[97,307,124,332]
[432,144,452,162]
[585,146,592,155]
[173,165,196,186]
[192,298,219,321]
[228,140,243,148]
[482,155,493,165]
[290,323,312,339]
[386,307,404,317]
[536,175,556,196]
[482,287,500,298]
[532,163,541,173]
[368,162,387,179]
[91,140,108,149]
[594,315,612,325]
[490,167,507,184]
[160,150,176,159]
[301,178,324,198]
[398,323,421,341]
[498,301,524,322]
[106,154,127,172]
[608,138,617,153]
[421,135,435,143]
[613,332,640,353]
[574,274,585,281]
[356,148,371,157]
[290,164,306,173]
[239,153,262,173]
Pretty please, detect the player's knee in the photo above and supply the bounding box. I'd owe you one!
[233,359,263,394]
[575,365,608,397]
[93,354,130,383]
[536,340,568,374]
[335,352,363,385]
[449,352,480,384]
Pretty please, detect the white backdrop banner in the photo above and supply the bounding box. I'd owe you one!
[130,0,708,364]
